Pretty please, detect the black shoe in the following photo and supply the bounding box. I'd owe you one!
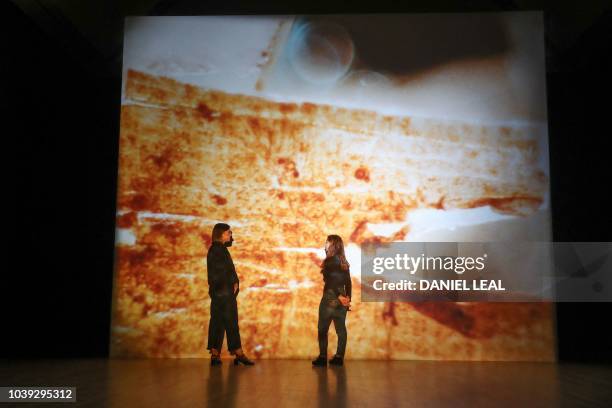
[234,354,255,366]
[312,356,327,367]
[329,355,344,366]
[211,356,222,366]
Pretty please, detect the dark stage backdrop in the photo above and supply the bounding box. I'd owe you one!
[5,1,611,363]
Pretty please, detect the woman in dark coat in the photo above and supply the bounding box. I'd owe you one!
[312,234,352,367]
[207,223,254,366]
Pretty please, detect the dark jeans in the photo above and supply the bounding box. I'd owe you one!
[317,290,348,358]
[207,293,242,352]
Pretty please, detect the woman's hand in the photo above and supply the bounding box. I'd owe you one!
[338,295,351,307]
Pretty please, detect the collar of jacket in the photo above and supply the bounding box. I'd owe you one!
[325,255,340,264]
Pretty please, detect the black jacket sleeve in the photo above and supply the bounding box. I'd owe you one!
[226,249,239,285]
[345,272,352,299]
[225,248,239,295]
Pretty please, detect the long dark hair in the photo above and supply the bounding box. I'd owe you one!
[211,223,230,242]
[322,234,350,272]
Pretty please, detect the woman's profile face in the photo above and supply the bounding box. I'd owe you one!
[325,240,331,254]
[221,229,232,244]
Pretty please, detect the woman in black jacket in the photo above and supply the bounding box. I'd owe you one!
[312,234,352,367]
[206,223,254,366]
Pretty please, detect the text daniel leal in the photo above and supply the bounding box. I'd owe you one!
[372,279,506,291]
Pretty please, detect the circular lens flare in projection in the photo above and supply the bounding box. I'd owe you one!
[287,20,354,85]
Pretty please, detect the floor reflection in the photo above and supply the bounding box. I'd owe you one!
[2,359,611,407]
[315,365,347,408]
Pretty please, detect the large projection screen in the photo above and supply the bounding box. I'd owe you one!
[110,13,556,360]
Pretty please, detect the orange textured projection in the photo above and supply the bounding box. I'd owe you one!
[110,70,555,361]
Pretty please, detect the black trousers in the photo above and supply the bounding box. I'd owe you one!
[207,293,242,352]
[317,290,348,358]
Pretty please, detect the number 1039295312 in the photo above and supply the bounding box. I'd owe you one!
[1,387,76,402]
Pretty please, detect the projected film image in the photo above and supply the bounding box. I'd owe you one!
[111,13,555,360]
